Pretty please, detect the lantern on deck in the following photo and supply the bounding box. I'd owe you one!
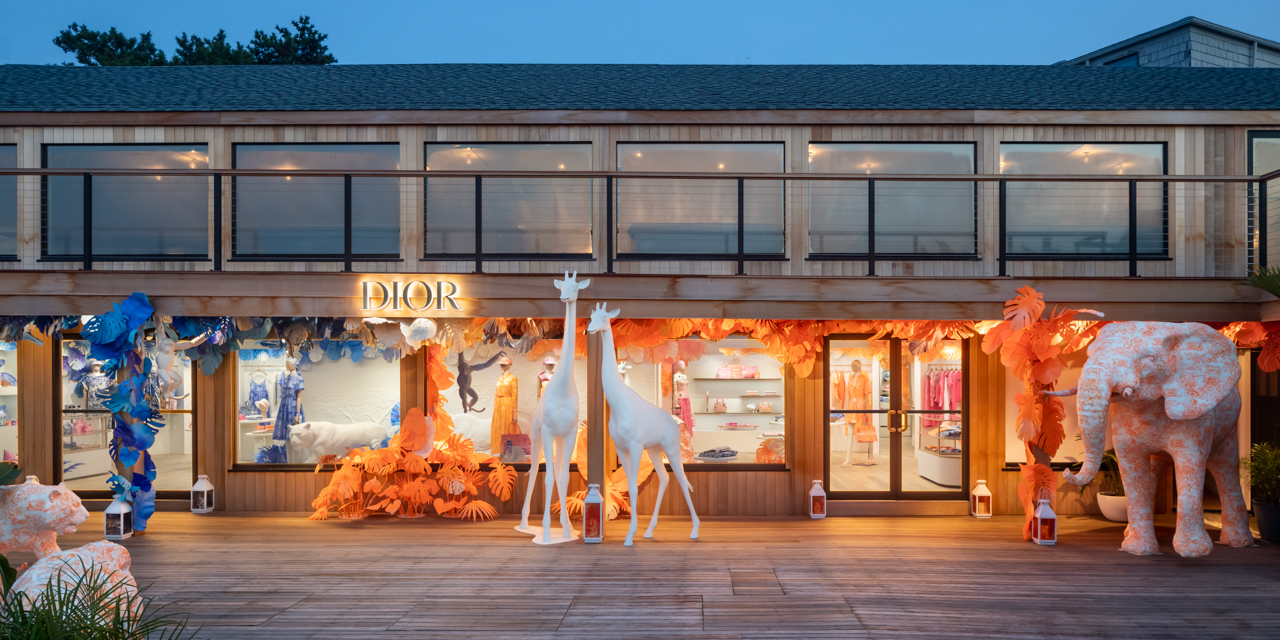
[970,479,992,518]
[583,483,603,543]
[191,474,215,514]
[1031,498,1056,545]
[809,480,827,518]
[104,494,133,541]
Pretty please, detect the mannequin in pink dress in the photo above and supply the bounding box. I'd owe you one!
[673,361,696,462]
[537,357,556,399]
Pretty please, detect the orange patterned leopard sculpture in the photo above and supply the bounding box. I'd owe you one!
[10,540,138,606]
[0,477,90,559]
[1048,322,1253,558]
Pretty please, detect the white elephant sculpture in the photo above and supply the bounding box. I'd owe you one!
[1050,322,1253,557]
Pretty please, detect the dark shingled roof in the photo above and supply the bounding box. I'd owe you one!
[2,64,1279,112]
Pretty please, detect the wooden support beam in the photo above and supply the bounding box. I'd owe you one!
[15,334,55,484]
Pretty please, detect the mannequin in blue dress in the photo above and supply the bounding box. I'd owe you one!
[273,358,305,441]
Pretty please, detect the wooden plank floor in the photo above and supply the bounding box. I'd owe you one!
[10,512,1280,640]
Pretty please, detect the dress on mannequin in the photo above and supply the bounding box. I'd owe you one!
[839,360,875,467]
[490,357,519,453]
[80,361,111,410]
[273,361,305,441]
[673,361,695,462]
[248,374,271,417]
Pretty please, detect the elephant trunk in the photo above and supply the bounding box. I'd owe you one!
[1062,368,1110,487]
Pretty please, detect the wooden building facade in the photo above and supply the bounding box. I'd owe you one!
[2,63,1279,519]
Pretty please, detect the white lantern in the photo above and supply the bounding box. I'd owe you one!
[191,474,215,514]
[1031,498,1056,545]
[104,494,133,541]
[809,480,827,518]
[582,483,603,543]
[970,479,992,518]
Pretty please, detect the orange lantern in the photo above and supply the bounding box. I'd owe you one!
[970,480,992,518]
[583,483,603,543]
[1031,498,1057,545]
[809,480,826,518]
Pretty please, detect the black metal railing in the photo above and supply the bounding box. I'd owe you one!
[2,167,1276,276]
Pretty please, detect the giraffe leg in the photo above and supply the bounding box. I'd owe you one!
[557,434,577,538]
[644,447,669,539]
[665,442,700,540]
[622,448,640,546]
[517,425,542,531]
[539,429,558,544]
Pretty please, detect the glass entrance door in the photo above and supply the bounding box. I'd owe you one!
[824,335,967,500]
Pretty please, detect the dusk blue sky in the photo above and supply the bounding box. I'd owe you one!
[3,0,1277,66]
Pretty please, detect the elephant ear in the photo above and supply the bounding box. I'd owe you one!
[1162,324,1241,421]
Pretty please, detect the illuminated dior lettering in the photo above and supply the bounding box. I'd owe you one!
[360,280,462,312]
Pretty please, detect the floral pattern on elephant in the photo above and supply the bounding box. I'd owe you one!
[1058,322,1253,558]
[0,478,89,559]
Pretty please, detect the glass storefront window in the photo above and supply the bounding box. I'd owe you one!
[0,341,17,463]
[442,344,589,461]
[233,144,400,257]
[666,338,785,464]
[1000,143,1165,256]
[616,142,785,256]
[425,143,593,256]
[828,339,891,491]
[60,338,194,492]
[44,144,210,258]
[236,339,399,464]
[808,143,976,256]
[0,145,15,257]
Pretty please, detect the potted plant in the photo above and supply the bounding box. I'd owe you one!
[1093,449,1128,522]
[1242,442,1280,543]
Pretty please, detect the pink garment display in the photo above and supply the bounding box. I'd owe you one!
[676,397,696,462]
[922,368,961,430]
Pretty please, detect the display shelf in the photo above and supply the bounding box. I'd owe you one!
[693,377,781,380]
[739,394,780,398]
[694,411,777,415]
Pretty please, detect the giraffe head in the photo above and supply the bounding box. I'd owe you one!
[587,302,620,334]
[553,271,591,303]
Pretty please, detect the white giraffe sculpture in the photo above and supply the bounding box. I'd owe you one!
[588,303,700,546]
[518,272,591,544]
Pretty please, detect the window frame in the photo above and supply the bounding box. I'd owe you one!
[1104,53,1140,67]
[0,144,16,261]
[999,141,1170,261]
[822,333,970,502]
[422,141,597,262]
[1248,131,1280,269]
[613,140,788,263]
[40,143,213,263]
[230,142,403,262]
[804,140,979,261]
[52,333,199,500]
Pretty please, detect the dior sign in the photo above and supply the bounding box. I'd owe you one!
[361,280,462,312]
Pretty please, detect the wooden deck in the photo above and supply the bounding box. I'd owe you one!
[13,512,1280,640]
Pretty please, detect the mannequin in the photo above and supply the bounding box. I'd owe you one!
[80,360,111,410]
[672,361,695,462]
[537,357,556,399]
[490,356,519,453]
[456,351,506,413]
[272,358,305,441]
[153,318,207,398]
[841,360,875,467]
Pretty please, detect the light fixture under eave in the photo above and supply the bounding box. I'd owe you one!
[635,152,642,158]
[1082,151,1090,163]
[718,163,725,169]
[559,164,565,169]
[286,176,291,181]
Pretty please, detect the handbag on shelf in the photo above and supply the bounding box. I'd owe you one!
[716,367,733,379]
[729,364,743,379]
[759,401,773,413]
[741,365,758,378]
[713,397,728,413]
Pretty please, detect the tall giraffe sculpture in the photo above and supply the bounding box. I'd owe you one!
[518,272,591,544]
[588,303,700,546]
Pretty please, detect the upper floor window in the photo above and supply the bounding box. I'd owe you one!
[808,143,976,257]
[1000,143,1166,257]
[424,143,592,258]
[0,145,15,258]
[1250,131,1280,268]
[233,144,400,259]
[44,144,209,260]
[616,142,785,257]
